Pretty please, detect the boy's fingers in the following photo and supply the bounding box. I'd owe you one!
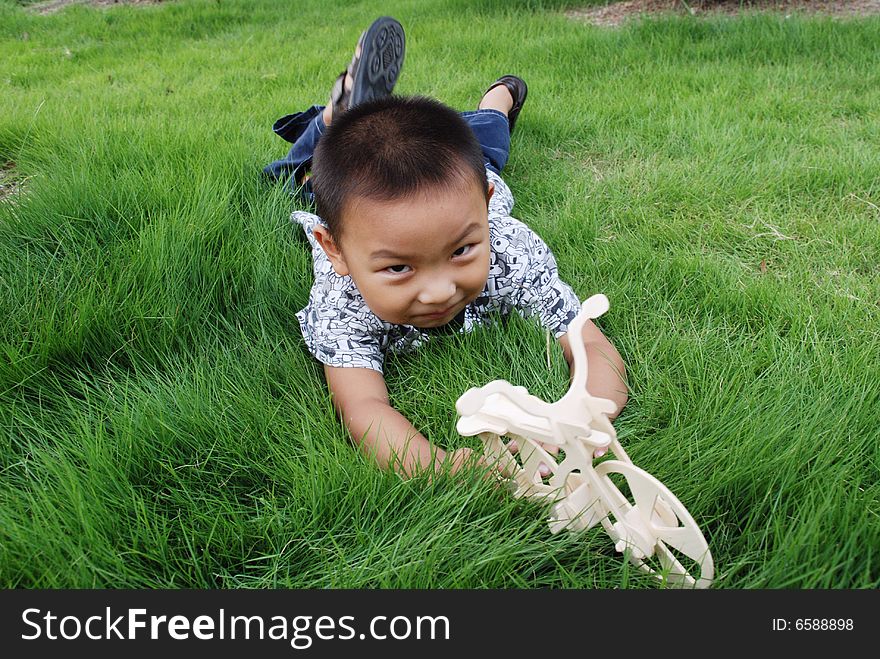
[503,439,559,478]
[505,438,559,456]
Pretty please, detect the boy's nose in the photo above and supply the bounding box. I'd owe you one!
[417,279,456,305]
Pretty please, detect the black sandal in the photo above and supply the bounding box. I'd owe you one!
[481,75,528,135]
[330,17,405,116]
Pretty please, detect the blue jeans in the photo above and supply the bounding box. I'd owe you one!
[262,106,511,201]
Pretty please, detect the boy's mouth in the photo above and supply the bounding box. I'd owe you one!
[417,303,459,322]
[422,307,455,321]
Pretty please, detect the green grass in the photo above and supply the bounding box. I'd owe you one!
[1,0,878,588]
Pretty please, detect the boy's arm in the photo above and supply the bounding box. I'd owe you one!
[558,318,628,419]
[323,365,473,477]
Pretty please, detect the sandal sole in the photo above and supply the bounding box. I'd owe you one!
[349,17,405,107]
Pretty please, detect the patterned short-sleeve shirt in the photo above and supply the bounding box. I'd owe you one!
[294,170,581,373]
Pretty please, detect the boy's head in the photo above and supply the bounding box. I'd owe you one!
[311,95,495,328]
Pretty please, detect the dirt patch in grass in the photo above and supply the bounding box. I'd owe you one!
[567,1,880,27]
[28,0,170,15]
[0,161,29,205]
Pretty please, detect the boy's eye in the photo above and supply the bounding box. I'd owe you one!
[385,264,412,274]
[452,244,473,258]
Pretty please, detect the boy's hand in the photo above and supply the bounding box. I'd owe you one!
[446,447,511,490]
[559,317,628,419]
[325,366,492,479]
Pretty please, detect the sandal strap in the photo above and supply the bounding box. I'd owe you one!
[330,70,351,116]
[329,27,365,115]
[482,75,528,135]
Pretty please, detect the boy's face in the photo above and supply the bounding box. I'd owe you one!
[314,180,494,328]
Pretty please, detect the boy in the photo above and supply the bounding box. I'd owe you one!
[264,17,627,477]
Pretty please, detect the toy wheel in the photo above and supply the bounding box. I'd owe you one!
[594,460,714,589]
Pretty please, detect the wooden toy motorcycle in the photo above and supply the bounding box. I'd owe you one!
[456,295,714,588]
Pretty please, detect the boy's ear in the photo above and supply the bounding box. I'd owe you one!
[312,225,350,277]
[486,181,495,206]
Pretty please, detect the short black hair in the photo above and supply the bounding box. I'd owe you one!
[311,95,488,239]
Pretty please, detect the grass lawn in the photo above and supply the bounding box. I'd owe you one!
[1,0,878,588]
